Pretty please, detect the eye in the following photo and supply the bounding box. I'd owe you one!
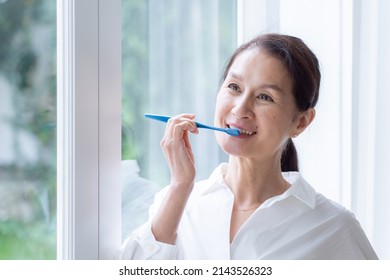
[258,94,274,102]
[228,83,240,92]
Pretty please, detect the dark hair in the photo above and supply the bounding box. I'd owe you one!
[221,33,321,171]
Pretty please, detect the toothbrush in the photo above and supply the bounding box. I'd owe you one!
[144,113,240,136]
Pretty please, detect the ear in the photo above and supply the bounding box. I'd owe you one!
[291,108,316,138]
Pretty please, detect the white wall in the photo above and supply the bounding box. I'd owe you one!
[239,0,390,258]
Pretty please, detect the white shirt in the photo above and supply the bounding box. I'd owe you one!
[120,163,378,260]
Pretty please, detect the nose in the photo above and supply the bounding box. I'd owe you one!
[231,94,254,119]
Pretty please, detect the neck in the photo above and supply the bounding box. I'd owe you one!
[224,156,289,209]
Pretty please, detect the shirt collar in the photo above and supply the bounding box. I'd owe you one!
[201,163,317,209]
[199,163,229,195]
[272,171,317,209]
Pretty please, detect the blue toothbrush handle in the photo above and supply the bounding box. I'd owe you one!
[144,113,212,129]
[144,113,171,123]
[194,122,223,133]
[144,113,240,136]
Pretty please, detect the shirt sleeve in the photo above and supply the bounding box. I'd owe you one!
[119,222,177,259]
[333,209,379,260]
[118,186,179,260]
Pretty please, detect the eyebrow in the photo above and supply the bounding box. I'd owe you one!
[260,83,285,94]
[227,72,286,94]
[227,72,243,80]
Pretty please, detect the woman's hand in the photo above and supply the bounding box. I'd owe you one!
[152,114,199,244]
[160,114,199,189]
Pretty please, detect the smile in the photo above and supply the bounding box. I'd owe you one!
[227,125,257,136]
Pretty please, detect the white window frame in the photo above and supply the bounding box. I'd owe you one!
[57,0,121,259]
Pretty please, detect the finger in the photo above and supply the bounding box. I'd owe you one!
[161,121,193,152]
[172,120,198,141]
[182,130,195,163]
[160,115,198,165]
[167,117,199,140]
[161,121,196,165]
[163,114,197,138]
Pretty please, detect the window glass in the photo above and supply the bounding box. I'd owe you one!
[0,0,56,259]
[121,0,236,240]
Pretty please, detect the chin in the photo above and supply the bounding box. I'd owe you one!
[216,136,249,157]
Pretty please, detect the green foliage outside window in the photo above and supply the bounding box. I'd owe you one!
[0,0,56,259]
[0,0,235,259]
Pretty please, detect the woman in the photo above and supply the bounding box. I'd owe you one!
[120,33,378,259]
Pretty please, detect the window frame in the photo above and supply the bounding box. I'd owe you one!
[57,0,121,259]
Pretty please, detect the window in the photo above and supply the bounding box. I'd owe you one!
[121,0,237,240]
[0,0,56,259]
[55,0,390,260]
[120,0,390,259]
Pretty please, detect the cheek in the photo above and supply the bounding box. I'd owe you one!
[216,92,228,108]
[273,113,296,140]
[214,93,230,124]
[214,99,222,126]
[259,109,292,136]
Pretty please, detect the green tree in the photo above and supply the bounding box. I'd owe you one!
[0,0,56,259]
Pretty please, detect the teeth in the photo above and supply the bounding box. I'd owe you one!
[229,125,256,136]
[240,129,256,135]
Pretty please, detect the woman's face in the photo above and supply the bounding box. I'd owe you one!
[214,48,302,161]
